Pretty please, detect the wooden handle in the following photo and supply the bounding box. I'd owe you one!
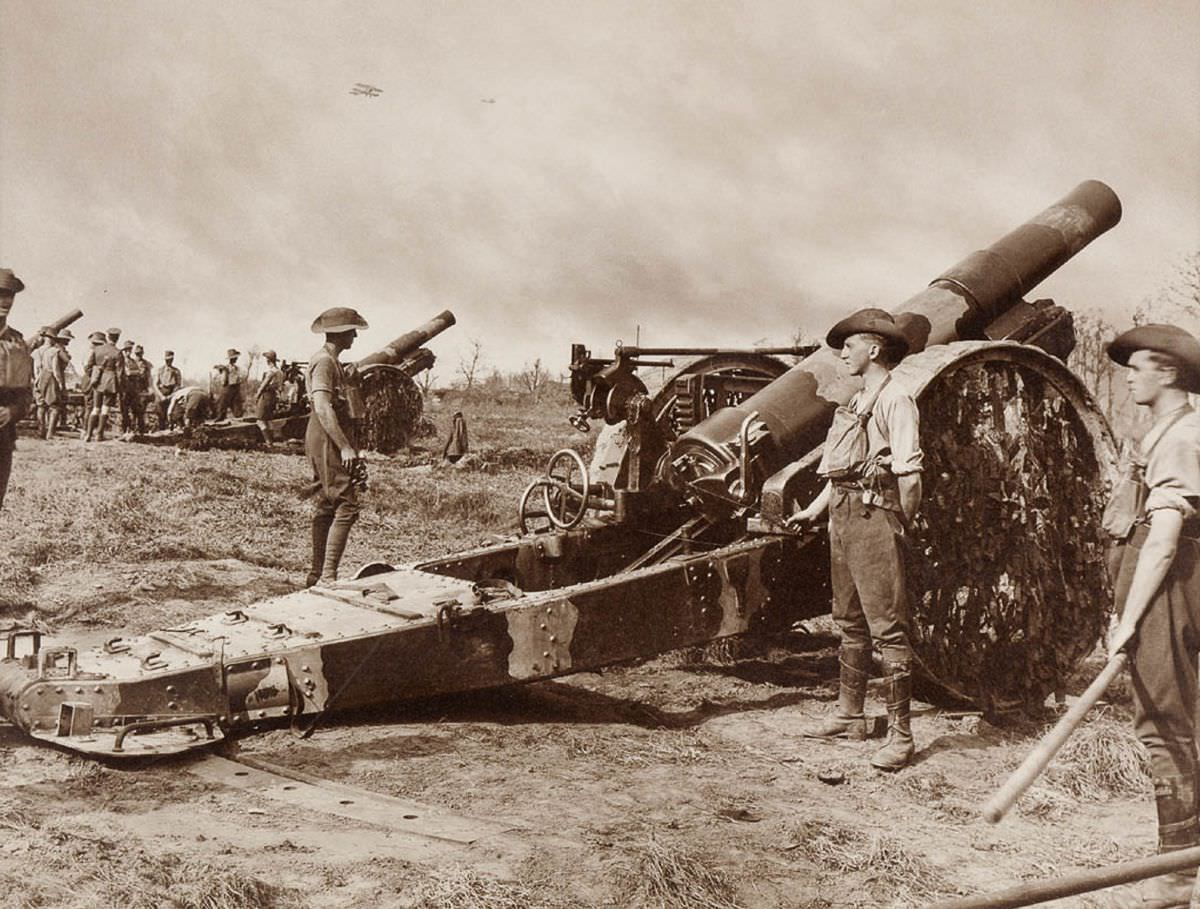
[928,841,1200,908]
[981,652,1127,824]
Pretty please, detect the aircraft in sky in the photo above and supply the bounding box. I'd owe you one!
[350,83,383,97]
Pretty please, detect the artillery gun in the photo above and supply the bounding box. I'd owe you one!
[0,182,1122,757]
[142,311,454,451]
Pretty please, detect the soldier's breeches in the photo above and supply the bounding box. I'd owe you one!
[1118,532,1200,850]
[828,488,912,663]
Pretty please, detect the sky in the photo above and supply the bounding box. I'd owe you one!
[1,0,1198,382]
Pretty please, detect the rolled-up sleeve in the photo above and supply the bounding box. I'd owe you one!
[878,391,923,476]
[1145,433,1200,519]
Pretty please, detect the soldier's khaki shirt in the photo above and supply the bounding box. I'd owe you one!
[1142,404,1200,520]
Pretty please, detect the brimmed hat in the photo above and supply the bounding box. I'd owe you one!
[0,269,24,294]
[164,349,175,357]
[311,307,369,333]
[57,329,74,342]
[226,348,240,358]
[262,349,277,360]
[121,340,133,350]
[1107,324,1200,393]
[107,327,121,337]
[825,308,910,356]
[88,331,106,344]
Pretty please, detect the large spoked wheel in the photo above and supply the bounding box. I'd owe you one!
[542,449,591,530]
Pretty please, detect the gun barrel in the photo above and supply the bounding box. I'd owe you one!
[42,308,84,336]
[356,310,456,370]
[670,180,1122,499]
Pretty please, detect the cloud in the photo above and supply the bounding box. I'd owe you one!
[1,0,1197,378]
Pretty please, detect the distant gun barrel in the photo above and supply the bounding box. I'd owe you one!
[669,180,1122,510]
[355,310,456,370]
[39,308,84,337]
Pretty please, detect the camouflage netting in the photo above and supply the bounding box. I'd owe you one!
[357,368,425,455]
[908,359,1113,714]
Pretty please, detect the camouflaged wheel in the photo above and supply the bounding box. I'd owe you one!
[894,341,1119,714]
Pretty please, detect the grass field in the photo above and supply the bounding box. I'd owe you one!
[0,386,1160,909]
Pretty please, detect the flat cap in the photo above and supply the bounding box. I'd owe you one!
[311,306,369,334]
[226,348,240,358]
[262,349,277,360]
[107,327,121,337]
[825,308,910,356]
[88,331,106,343]
[164,350,175,357]
[121,340,133,349]
[0,268,24,294]
[1108,324,1200,393]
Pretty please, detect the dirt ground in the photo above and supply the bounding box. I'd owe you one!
[0,396,1158,908]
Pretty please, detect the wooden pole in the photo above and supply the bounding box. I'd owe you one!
[981,653,1127,824]
[928,845,1200,909]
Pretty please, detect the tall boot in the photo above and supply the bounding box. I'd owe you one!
[871,657,914,770]
[320,512,357,584]
[804,645,869,740]
[307,511,334,588]
[96,413,107,442]
[1100,769,1197,907]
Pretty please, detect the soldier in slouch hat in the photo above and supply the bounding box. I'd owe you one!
[1098,324,1200,909]
[304,307,369,587]
[790,308,924,771]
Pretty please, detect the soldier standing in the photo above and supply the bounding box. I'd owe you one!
[213,348,243,420]
[254,349,284,445]
[789,308,923,771]
[82,329,124,441]
[126,344,151,434]
[34,328,72,439]
[117,339,137,432]
[1098,325,1200,909]
[154,350,181,429]
[305,307,368,587]
[0,269,33,509]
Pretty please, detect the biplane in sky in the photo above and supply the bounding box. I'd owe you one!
[350,83,382,97]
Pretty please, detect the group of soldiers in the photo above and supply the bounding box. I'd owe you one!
[5,293,299,448]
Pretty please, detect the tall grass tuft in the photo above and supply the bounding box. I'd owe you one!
[407,867,567,909]
[787,817,951,904]
[1043,710,1150,800]
[624,839,744,909]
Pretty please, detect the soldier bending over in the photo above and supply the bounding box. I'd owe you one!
[305,307,368,587]
[790,308,923,771]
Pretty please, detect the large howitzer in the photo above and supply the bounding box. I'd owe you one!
[144,311,455,451]
[0,182,1121,757]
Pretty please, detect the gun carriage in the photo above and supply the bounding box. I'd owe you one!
[0,182,1123,757]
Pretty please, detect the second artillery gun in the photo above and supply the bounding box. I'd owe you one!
[0,181,1121,756]
[142,311,455,452]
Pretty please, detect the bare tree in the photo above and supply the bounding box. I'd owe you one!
[520,357,548,402]
[1069,310,1120,422]
[417,367,437,398]
[1157,250,1200,321]
[790,326,821,364]
[456,338,485,393]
